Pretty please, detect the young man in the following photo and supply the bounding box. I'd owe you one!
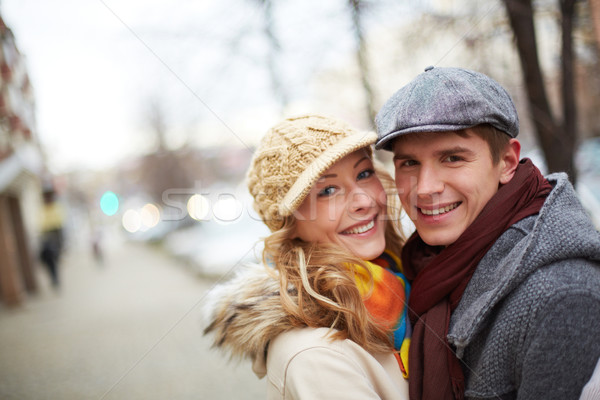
[375,66,600,400]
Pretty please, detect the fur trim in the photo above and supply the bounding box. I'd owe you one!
[202,263,296,362]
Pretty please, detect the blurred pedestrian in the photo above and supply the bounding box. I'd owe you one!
[91,226,104,265]
[204,115,410,399]
[39,185,65,288]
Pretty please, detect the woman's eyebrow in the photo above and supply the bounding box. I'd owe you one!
[315,174,337,185]
[317,156,370,182]
[317,173,337,181]
[353,156,370,168]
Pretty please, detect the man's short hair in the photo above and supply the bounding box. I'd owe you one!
[391,124,510,166]
[457,124,510,165]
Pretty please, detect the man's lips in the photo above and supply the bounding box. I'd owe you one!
[418,202,461,216]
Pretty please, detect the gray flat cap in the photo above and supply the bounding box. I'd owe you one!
[375,66,519,150]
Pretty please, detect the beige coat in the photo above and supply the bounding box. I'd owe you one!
[203,264,408,400]
[256,327,408,400]
[580,358,600,400]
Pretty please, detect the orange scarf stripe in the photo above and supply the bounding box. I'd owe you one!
[352,250,411,378]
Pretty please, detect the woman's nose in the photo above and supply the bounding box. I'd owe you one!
[348,187,375,213]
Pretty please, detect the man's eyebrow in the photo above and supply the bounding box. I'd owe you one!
[393,146,475,160]
[393,152,413,161]
[434,146,475,157]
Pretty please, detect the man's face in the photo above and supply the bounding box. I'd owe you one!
[392,130,509,247]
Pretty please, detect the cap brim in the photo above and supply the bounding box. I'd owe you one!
[376,123,480,150]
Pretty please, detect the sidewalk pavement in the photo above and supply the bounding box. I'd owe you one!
[0,233,265,400]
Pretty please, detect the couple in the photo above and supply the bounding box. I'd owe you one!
[204,67,600,400]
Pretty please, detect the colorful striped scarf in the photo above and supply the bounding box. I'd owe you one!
[353,250,411,378]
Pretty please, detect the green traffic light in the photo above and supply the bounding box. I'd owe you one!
[100,191,119,216]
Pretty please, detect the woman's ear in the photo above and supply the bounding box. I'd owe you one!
[499,139,521,185]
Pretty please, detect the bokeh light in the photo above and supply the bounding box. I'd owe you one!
[212,196,242,224]
[122,209,142,233]
[187,194,210,221]
[100,191,119,216]
[140,203,161,228]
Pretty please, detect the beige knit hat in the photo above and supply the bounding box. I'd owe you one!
[247,114,377,232]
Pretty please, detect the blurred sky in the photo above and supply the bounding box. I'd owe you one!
[1,0,421,173]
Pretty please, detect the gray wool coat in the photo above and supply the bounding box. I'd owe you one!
[448,173,600,400]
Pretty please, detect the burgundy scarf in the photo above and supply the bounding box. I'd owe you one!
[402,159,553,400]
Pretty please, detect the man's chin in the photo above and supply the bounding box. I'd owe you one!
[417,230,461,247]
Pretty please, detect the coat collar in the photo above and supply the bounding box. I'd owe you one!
[448,173,600,355]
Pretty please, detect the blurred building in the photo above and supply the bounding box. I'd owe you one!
[115,144,253,205]
[0,15,45,306]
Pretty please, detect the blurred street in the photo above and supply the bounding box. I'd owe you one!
[1,1,599,399]
[0,234,265,400]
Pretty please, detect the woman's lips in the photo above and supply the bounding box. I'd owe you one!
[341,217,376,235]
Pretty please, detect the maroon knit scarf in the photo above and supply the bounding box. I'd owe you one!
[401,159,553,400]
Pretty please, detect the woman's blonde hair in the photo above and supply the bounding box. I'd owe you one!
[262,163,405,353]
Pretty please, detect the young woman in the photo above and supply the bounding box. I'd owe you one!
[204,114,410,399]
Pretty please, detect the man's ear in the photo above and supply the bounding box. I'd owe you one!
[499,139,521,184]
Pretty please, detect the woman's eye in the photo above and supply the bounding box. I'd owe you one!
[317,186,336,197]
[357,168,375,180]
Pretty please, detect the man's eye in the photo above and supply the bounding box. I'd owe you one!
[397,160,417,168]
[317,186,336,197]
[444,155,463,162]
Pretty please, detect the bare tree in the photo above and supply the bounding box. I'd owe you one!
[560,0,577,181]
[590,0,600,52]
[504,0,578,182]
[348,0,377,126]
[138,98,193,204]
[253,0,288,114]
[147,98,167,152]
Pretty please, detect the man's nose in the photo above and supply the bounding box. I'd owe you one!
[416,166,444,197]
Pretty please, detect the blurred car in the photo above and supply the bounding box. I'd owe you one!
[164,207,270,278]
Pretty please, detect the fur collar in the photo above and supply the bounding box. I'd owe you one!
[203,263,296,371]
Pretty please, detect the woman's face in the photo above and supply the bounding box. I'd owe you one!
[294,149,387,260]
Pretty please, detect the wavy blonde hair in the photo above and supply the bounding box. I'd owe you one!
[262,163,405,354]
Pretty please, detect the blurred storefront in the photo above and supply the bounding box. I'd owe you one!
[0,15,45,306]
